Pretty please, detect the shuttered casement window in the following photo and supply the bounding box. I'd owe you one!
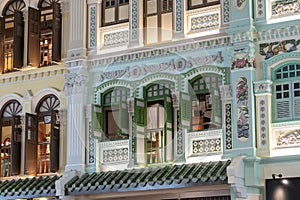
[144,0,173,44]
[180,92,191,129]
[102,0,129,26]
[274,64,300,121]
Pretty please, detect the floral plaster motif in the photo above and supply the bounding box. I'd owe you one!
[235,0,246,10]
[236,77,249,142]
[272,0,300,17]
[276,129,300,146]
[259,39,300,60]
[231,58,256,69]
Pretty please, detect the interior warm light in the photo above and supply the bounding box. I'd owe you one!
[282,179,289,185]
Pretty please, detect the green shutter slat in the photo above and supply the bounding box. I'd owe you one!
[276,100,290,119]
[294,98,300,117]
[119,101,129,135]
[180,92,191,129]
[134,98,146,126]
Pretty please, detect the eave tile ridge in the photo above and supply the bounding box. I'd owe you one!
[65,160,231,196]
[0,175,61,199]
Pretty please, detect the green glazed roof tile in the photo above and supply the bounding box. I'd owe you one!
[0,175,60,200]
[66,160,231,196]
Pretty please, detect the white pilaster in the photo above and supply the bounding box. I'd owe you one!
[67,0,87,59]
[64,65,89,174]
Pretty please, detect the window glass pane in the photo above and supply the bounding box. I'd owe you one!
[105,8,115,23]
[284,92,289,98]
[283,84,289,90]
[290,72,295,77]
[295,91,300,97]
[147,0,157,15]
[283,66,288,71]
[283,73,288,78]
[276,85,282,91]
[294,82,300,89]
[289,65,295,70]
[276,93,282,99]
[276,74,281,79]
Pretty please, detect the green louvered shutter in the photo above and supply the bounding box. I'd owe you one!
[93,104,104,138]
[134,98,146,164]
[293,81,300,119]
[275,82,292,120]
[164,95,173,162]
[134,98,146,127]
[180,92,191,129]
[212,89,222,127]
[119,100,129,136]
[25,113,38,175]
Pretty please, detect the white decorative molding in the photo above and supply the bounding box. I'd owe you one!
[227,156,247,199]
[0,93,23,109]
[64,67,89,94]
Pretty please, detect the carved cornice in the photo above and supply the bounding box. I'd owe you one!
[0,65,68,86]
[88,36,231,68]
[257,25,300,43]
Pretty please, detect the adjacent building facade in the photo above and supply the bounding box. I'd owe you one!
[0,0,300,199]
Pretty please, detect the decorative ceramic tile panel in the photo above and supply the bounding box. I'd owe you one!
[259,99,267,146]
[177,110,184,155]
[175,0,183,32]
[103,148,129,163]
[131,0,138,40]
[256,0,264,18]
[88,121,95,164]
[89,5,96,48]
[190,13,219,31]
[192,138,222,154]
[223,0,230,23]
[225,103,232,150]
[103,30,129,47]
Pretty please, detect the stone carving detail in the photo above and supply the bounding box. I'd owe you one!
[259,100,267,146]
[259,39,300,60]
[190,13,219,31]
[64,68,88,92]
[220,85,233,100]
[236,77,249,142]
[192,138,222,154]
[230,47,256,70]
[276,129,300,146]
[88,121,95,164]
[103,148,129,163]
[272,0,300,17]
[225,103,232,150]
[98,52,223,81]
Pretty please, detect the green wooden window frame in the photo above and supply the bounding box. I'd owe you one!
[99,87,130,140]
[189,74,222,131]
[273,63,300,121]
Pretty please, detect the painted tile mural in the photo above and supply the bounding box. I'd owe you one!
[236,77,249,142]
[276,129,300,146]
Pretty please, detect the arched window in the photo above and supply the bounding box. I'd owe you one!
[135,82,174,164]
[0,100,22,177]
[144,0,173,44]
[0,0,25,73]
[27,0,61,67]
[102,0,129,26]
[25,94,60,175]
[273,63,300,121]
